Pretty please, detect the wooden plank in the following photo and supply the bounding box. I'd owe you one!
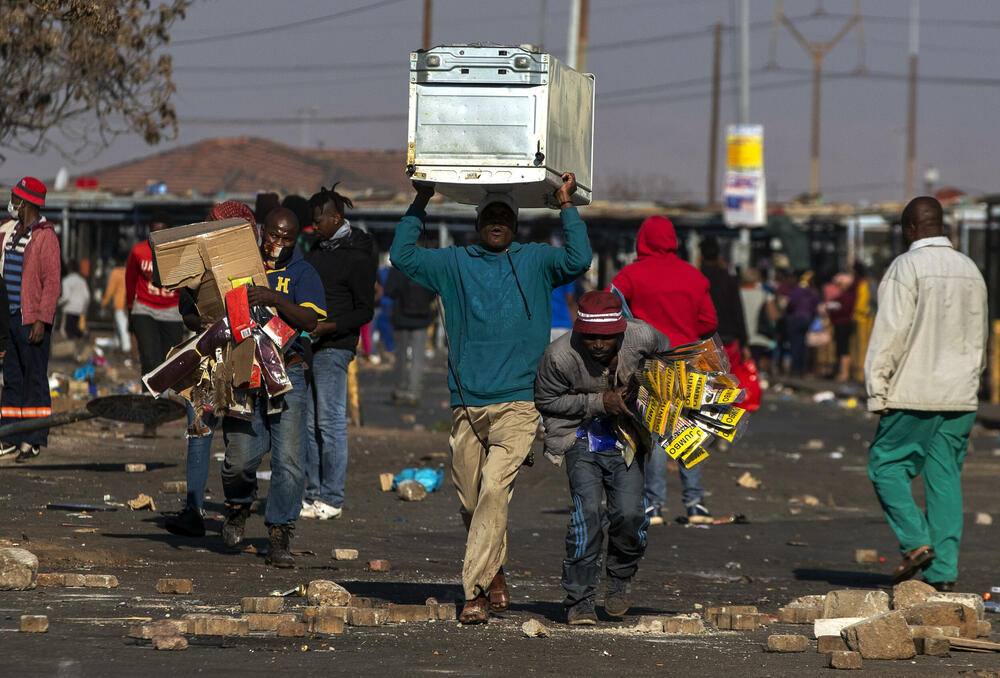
[949,637,1000,653]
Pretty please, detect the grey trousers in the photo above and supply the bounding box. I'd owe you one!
[392,326,428,399]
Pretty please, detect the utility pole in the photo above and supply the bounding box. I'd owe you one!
[566,0,589,70]
[770,0,864,197]
[708,21,723,205]
[538,0,547,51]
[422,0,433,50]
[739,0,750,124]
[904,0,919,200]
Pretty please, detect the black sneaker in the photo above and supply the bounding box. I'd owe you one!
[686,502,713,525]
[265,524,295,568]
[222,503,252,548]
[14,445,40,463]
[645,504,664,526]
[165,507,206,538]
[604,576,632,617]
[566,598,598,626]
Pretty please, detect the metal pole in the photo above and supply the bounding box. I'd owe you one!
[538,0,547,51]
[422,0,433,50]
[576,0,589,71]
[739,0,750,124]
[708,21,723,206]
[904,0,919,200]
[810,52,822,197]
[567,0,580,69]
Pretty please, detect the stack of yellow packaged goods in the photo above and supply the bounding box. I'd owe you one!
[628,336,750,469]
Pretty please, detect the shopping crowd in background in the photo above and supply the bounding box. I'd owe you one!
[0,177,988,623]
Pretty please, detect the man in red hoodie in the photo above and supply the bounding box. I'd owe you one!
[0,178,62,462]
[611,216,717,525]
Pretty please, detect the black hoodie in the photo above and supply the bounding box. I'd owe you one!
[305,227,376,353]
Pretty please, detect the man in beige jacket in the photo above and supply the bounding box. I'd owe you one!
[865,196,987,592]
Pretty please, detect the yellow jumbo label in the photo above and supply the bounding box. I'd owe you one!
[229,275,253,289]
[685,372,706,408]
[718,407,745,427]
[664,426,708,460]
[673,361,687,398]
[661,365,675,399]
[715,388,741,404]
[681,447,710,469]
[666,398,683,433]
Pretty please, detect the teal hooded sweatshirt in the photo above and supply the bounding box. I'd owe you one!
[390,204,592,407]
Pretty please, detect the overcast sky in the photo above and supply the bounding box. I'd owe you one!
[5,0,999,205]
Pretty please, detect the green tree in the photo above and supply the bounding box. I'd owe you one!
[0,0,192,161]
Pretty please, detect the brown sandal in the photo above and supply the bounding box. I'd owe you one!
[459,595,489,624]
[892,545,935,584]
[488,569,510,612]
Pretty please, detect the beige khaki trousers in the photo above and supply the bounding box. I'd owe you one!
[449,401,539,600]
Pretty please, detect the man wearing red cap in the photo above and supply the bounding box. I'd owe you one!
[611,216,717,526]
[0,178,62,462]
[535,290,668,625]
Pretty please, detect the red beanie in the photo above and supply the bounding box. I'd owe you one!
[13,177,46,207]
[574,290,627,335]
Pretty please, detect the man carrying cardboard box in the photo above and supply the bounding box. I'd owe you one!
[390,173,592,623]
[219,207,327,568]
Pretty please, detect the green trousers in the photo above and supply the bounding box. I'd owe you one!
[867,409,975,583]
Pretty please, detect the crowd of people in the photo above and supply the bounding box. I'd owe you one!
[0,175,988,622]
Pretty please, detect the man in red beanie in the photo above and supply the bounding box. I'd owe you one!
[611,216,717,526]
[0,178,62,462]
[535,290,668,625]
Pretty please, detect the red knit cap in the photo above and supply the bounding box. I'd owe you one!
[13,177,46,206]
[209,200,255,227]
[574,290,627,335]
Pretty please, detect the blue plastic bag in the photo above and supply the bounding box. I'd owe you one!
[392,467,444,493]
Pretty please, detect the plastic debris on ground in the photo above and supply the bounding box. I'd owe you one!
[391,468,445,493]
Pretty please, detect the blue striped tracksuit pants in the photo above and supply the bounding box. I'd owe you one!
[562,439,649,607]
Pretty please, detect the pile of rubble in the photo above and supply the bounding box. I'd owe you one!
[767,582,995,669]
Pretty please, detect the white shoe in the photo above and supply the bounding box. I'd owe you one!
[0,443,16,457]
[308,500,342,520]
[299,500,318,519]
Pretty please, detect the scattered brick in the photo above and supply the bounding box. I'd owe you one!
[817,635,848,653]
[785,594,826,610]
[128,620,188,639]
[827,650,862,669]
[366,560,391,572]
[431,603,456,621]
[0,547,38,591]
[124,463,146,473]
[241,597,284,613]
[522,618,548,637]
[185,614,249,636]
[778,606,820,624]
[83,574,118,588]
[307,580,351,607]
[841,611,916,660]
[309,617,345,634]
[892,580,936,610]
[663,615,706,634]
[348,597,374,608]
[379,473,394,492]
[908,625,960,638]
[20,615,49,633]
[732,613,760,630]
[63,573,86,587]
[975,621,992,638]
[348,607,387,627]
[276,620,308,637]
[854,549,878,564]
[635,616,663,633]
[245,613,300,631]
[928,593,986,621]
[814,617,866,638]
[903,602,979,639]
[301,606,349,623]
[35,573,64,587]
[823,590,890,619]
[153,635,188,651]
[163,481,187,493]
[766,634,809,652]
[913,636,950,656]
[332,549,359,561]
[156,578,193,595]
[387,605,431,623]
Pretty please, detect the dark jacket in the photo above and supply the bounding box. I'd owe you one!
[305,227,377,353]
[384,266,435,330]
[701,261,748,346]
[534,319,669,465]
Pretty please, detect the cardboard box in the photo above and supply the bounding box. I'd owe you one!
[150,218,268,321]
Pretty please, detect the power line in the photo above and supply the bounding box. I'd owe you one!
[174,62,398,74]
[825,11,1000,29]
[171,0,409,46]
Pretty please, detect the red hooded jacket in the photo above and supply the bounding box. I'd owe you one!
[611,216,717,347]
